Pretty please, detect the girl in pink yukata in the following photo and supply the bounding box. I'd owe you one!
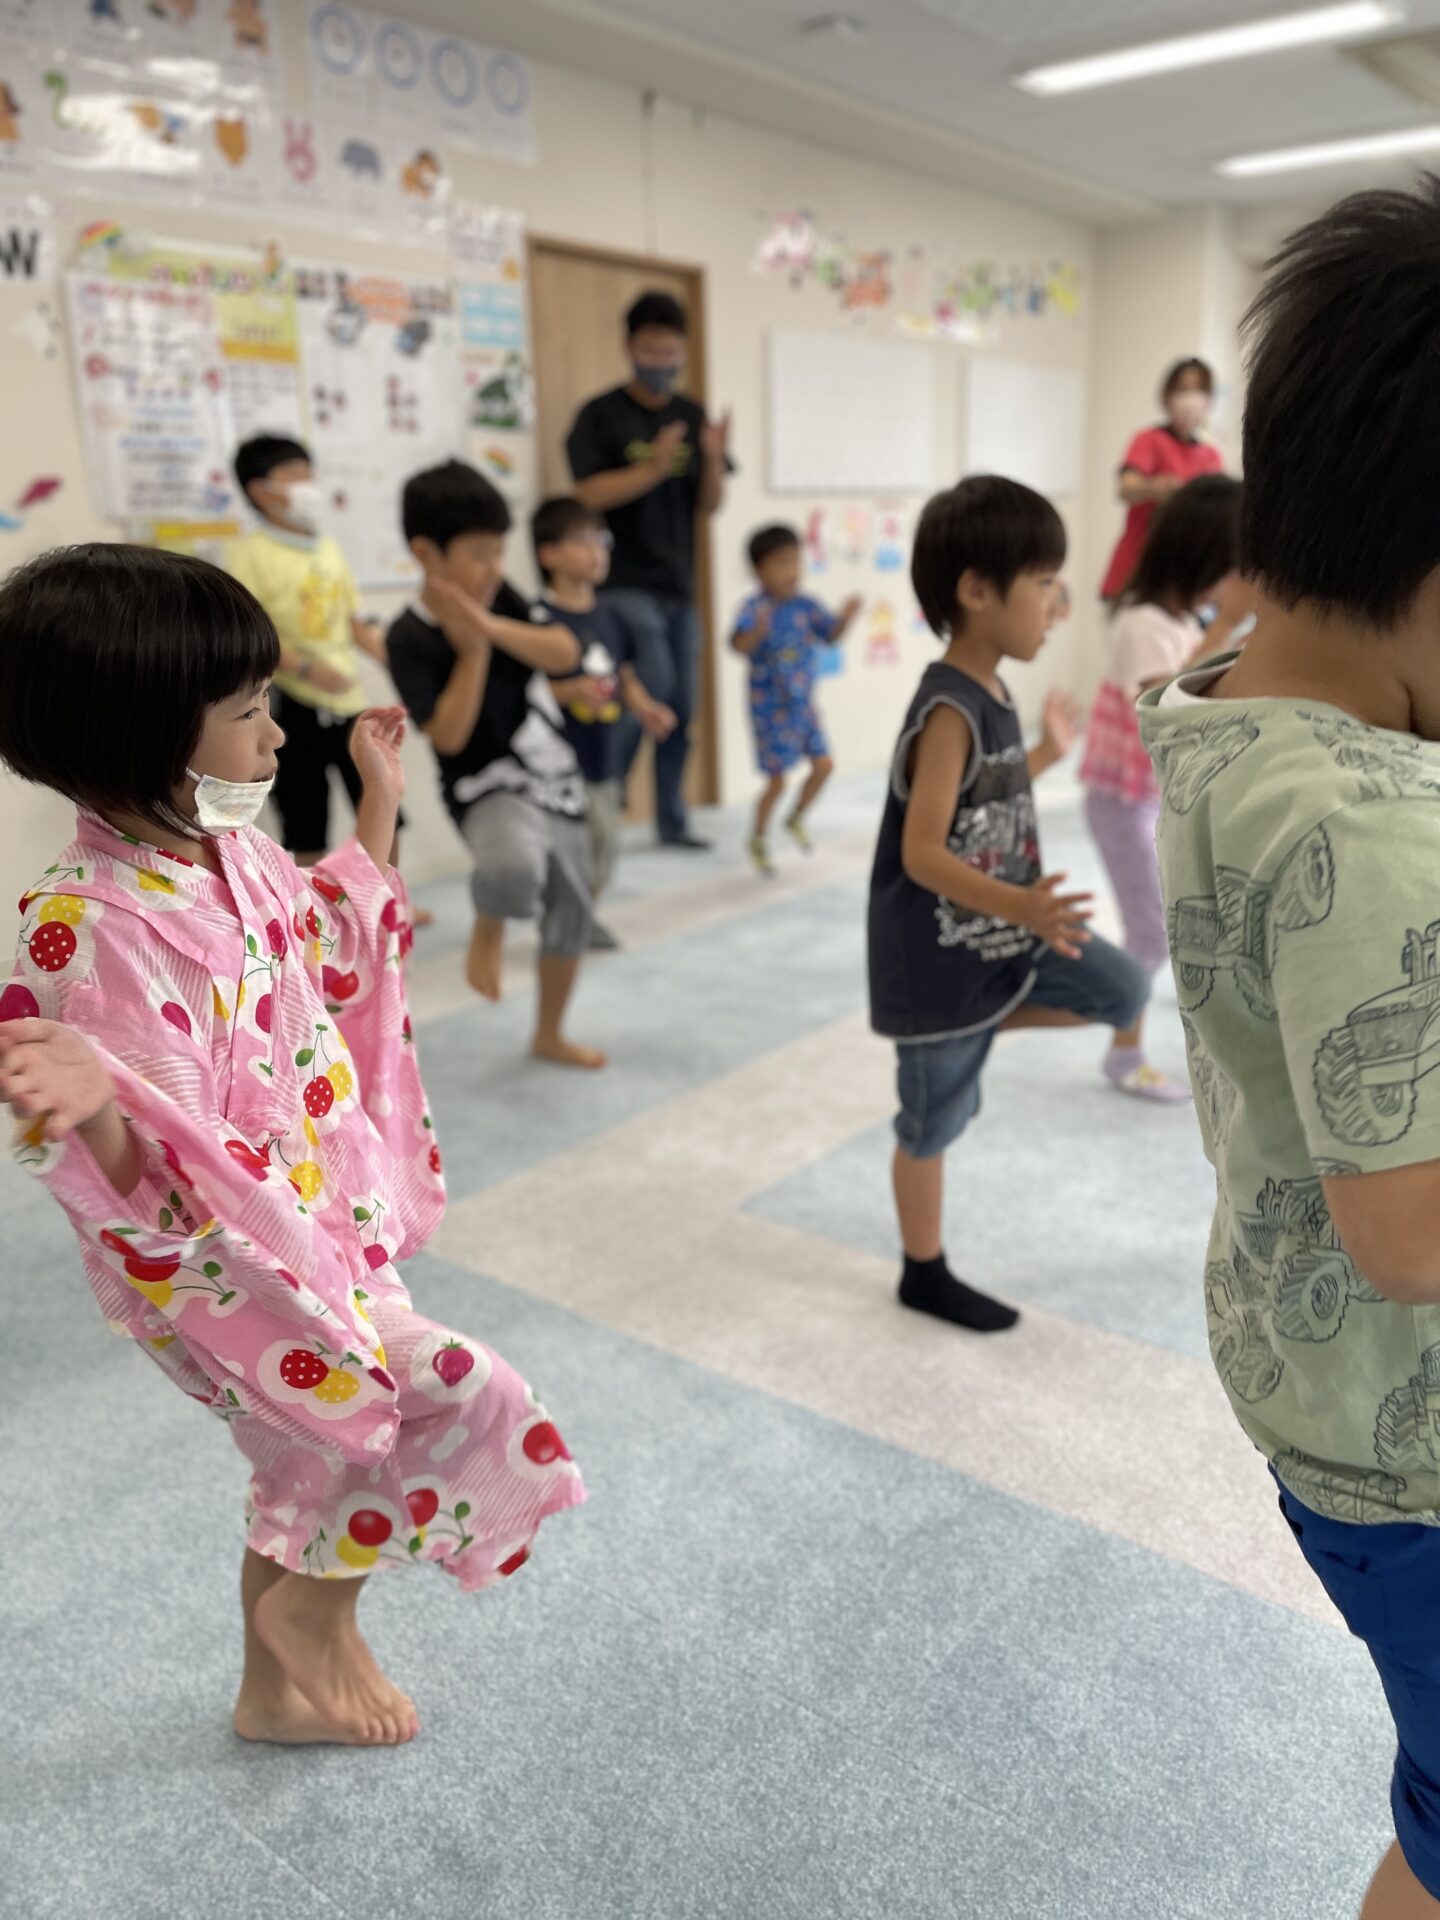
[0,545,585,1749]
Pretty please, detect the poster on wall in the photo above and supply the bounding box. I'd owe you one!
[64,239,302,525]
[293,257,463,587]
[65,269,237,521]
[303,2,536,166]
[451,201,531,437]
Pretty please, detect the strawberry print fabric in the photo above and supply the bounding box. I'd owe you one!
[4,814,584,1579]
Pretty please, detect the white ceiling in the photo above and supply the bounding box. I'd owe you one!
[454,0,1440,220]
[589,0,1440,203]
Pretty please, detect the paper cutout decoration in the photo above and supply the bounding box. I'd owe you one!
[803,506,828,574]
[840,505,870,566]
[874,502,905,572]
[13,297,62,356]
[0,472,62,533]
[864,599,900,668]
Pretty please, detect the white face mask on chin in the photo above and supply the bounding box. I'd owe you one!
[185,766,275,834]
[1170,391,1209,433]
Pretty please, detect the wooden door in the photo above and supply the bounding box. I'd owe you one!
[529,238,717,815]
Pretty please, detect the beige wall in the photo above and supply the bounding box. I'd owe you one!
[1078,205,1245,697]
[0,27,1102,911]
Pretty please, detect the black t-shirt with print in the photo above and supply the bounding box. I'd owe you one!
[539,597,636,784]
[386,583,585,825]
[868,663,1041,1042]
[565,385,708,600]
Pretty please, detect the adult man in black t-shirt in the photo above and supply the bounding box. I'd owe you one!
[566,289,731,849]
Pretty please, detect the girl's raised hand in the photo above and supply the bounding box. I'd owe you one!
[0,1018,114,1140]
[349,706,407,806]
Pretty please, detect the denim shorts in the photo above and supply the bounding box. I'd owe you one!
[893,933,1149,1160]
[1276,1475,1440,1898]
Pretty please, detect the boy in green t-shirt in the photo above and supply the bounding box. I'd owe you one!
[1138,178,1440,1919]
[225,434,387,863]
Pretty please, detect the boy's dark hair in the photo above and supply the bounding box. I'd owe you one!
[0,543,278,838]
[1242,176,1440,626]
[1122,473,1242,611]
[234,433,310,496]
[1161,356,1213,398]
[402,459,511,551]
[911,474,1066,637]
[625,290,687,338]
[531,495,604,582]
[748,523,800,571]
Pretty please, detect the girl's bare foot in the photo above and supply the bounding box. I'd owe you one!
[466,915,505,1000]
[531,1035,608,1070]
[253,1575,419,1746]
[234,1676,373,1746]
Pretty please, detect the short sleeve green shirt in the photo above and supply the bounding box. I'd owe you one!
[1139,668,1440,1523]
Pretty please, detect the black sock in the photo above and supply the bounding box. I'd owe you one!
[898,1253,1020,1333]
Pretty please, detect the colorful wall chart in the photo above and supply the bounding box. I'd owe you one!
[306,3,535,166]
[293,257,463,586]
[0,4,535,230]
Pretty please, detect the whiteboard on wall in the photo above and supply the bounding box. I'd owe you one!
[964,357,1084,497]
[768,328,935,493]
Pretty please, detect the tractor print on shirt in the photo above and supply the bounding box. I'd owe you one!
[1169,823,1335,1019]
[1376,1344,1440,1478]
[1313,919,1440,1146]
[1150,709,1259,814]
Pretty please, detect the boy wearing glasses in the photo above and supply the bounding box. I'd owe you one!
[531,497,677,949]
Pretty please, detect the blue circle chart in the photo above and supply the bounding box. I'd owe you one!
[430,36,479,109]
[486,53,530,119]
[309,2,365,78]
[375,19,423,92]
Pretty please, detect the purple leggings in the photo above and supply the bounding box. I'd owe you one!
[1083,787,1168,974]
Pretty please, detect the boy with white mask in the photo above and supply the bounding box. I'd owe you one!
[225,435,389,865]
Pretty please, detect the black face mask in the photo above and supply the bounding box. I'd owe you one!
[632,364,678,397]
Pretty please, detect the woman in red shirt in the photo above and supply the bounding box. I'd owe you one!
[1100,357,1224,599]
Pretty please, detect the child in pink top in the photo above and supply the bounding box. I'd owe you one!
[1082,475,1252,1094]
[0,544,584,1749]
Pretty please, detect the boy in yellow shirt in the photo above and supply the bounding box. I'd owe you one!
[225,435,388,863]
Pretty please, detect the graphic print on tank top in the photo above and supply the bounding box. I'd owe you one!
[937,739,1040,959]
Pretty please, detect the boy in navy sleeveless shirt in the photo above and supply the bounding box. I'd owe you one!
[868,475,1154,1333]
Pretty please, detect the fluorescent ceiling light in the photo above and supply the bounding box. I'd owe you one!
[1219,122,1440,174]
[1014,2,1402,96]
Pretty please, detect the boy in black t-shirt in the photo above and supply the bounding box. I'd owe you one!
[868,476,1154,1332]
[531,495,676,950]
[386,460,607,1071]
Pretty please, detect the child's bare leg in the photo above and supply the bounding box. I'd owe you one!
[789,753,834,824]
[466,912,505,1000]
[235,1549,341,1745]
[252,1558,419,1746]
[893,1144,943,1260]
[754,775,786,840]
[1361,1841,1440,1918]
[532,953,607,1070]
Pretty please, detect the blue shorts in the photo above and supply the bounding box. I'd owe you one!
[751,699,828,778]
[893,934,1149,1160]
[1277,1476,1440,1897]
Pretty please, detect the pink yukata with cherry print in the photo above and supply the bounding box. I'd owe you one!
[3,814,585,1587]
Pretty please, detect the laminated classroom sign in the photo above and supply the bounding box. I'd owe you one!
[0,190,54,285]
[65,268,237,521]
[452,202,534,433]
[293,257,464,587]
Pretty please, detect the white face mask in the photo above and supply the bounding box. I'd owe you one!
[186,766,275,834]
[1169,391,1209,433]
[278,478,324,533]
